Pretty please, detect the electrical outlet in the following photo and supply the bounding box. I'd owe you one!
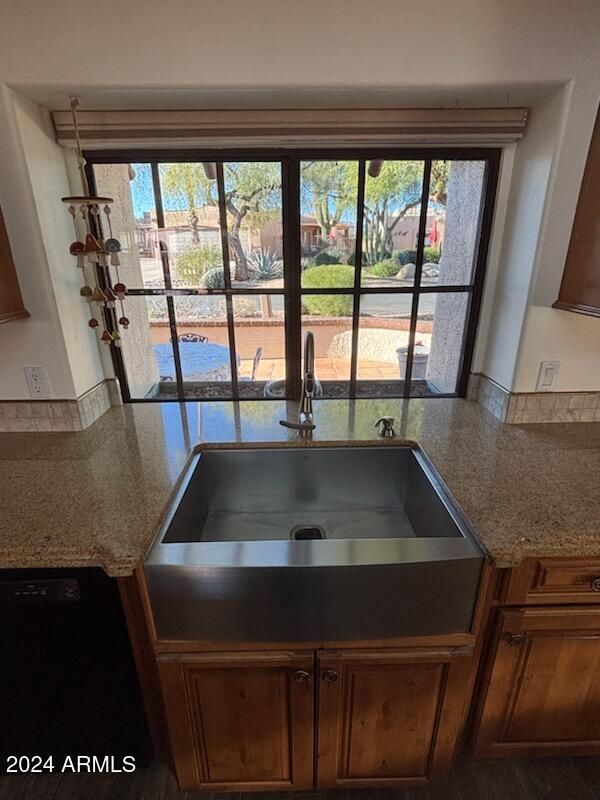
[536,360,560,392]
[24,366,50,399]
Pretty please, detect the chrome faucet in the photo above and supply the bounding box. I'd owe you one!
[280,331,316,433]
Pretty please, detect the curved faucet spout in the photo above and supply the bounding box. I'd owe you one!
[300,331,315,420]
[279,331,317,434]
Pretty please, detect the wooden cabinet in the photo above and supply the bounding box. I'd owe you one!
[473,606,600,758]
[158,646,473,793]
[0,208,28,324]
[158,651,314,792]
[316,648,471,788]
[504,558,600,606]
[554,106,600,316]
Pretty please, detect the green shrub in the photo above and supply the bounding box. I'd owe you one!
[200,266,225,289]
[174,244,222,284]
[302,264,354,316]
[313,246,344,265]
[395,247,441,266]
[368,260,399,278]
[396,249,417,266]
[424,247,441,264]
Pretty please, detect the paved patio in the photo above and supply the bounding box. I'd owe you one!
[239,356,401,382]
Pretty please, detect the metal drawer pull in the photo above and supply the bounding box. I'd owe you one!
[322,669,339,683]
[503,633,525,647]
[293,669,311,684]
[591,577,600,593]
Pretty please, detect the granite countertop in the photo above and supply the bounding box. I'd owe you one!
[0,398,598,575]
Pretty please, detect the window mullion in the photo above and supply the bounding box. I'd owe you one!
[152,163,185,400]
[349,160,366,395]
[284,157,302,399]
[216,162,239,400]
[403,159,432,399]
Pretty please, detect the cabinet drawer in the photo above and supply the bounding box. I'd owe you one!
[505,558,600,605]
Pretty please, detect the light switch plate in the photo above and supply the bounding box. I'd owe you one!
[536,360,560,392]
[24,366,50,399]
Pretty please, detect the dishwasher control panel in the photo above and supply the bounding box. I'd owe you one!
[0,578,80,604]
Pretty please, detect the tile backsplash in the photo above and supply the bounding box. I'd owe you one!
[0,379,115,432]
[473,374,600,424]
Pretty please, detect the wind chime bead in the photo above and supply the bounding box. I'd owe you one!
[91,287,106,303]
[83,233,100,252]
[110,252,120,267]
[100,330,112,344]
[118,316,130,327]
[111,330,122,347]
[104,288,117,307]
[79,285,93,300]
[113,282,126,299]
[88,318,99,328]
[70,241,85,255]
[104,238,121,253]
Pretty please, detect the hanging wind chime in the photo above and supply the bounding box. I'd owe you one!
[61,97,130,347]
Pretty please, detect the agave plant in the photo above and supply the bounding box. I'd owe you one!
[200,267,226,289]
[247,248,283,280]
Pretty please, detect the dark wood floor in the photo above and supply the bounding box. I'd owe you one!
[1,757,600,800]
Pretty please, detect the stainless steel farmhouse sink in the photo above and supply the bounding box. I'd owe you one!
[144,447,484,642]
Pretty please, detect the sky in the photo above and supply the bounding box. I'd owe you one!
[127,160,429,222]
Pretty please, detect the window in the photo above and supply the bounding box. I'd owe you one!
[88,150,499,402]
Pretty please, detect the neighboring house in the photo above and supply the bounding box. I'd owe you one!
[135,207,359,260]
[300,216,355,254]
[389,208,446,252]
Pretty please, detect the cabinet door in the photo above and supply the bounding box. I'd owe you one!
[554,105,600,316]
[159,651,314,792]
[473,607,600,758]
[316,648,471,788]
[0,208,28,324]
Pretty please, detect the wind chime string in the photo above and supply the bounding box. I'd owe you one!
[62,97,130,348]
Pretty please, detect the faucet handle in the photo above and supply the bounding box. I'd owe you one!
[375,417,395,438]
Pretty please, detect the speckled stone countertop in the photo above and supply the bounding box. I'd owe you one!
[0,398,598,575]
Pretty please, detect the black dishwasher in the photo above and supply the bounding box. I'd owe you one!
[0,567,153,772]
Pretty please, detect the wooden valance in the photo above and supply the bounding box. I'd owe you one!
[52,108,528,149]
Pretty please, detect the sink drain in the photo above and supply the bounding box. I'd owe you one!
[291,525,326,540]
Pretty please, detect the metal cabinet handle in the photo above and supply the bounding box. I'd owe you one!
[591,577,600,593]
[293,669,311,684]
[322,668,339,683]
[503,633,525,647]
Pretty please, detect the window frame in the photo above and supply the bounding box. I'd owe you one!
[85,147,501,403]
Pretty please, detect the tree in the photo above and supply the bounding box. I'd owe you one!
[160,162,280,281]
[159,163,212,244]
[222,162,280,281]
[430,161,449,206]
[363,161,424,264]
[301,161,358,241]
[300,160,448,265]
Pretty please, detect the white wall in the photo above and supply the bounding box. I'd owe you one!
[481,86,569,389]
[0,86,75,399]
[13,94,105,398]
[512,80,600,392]
[1,0,598,95]
[0,0,599,397]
